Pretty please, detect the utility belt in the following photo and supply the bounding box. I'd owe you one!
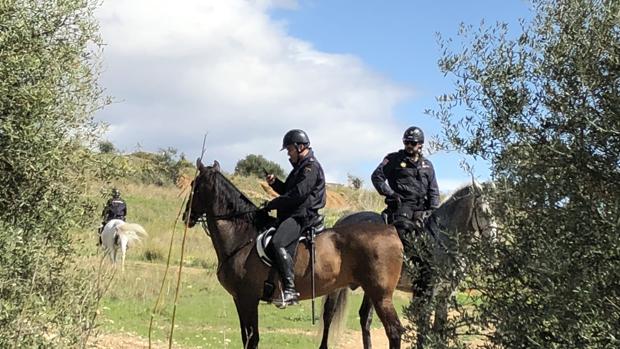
[384,205,431,235]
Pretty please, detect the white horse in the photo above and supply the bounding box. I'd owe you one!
[100,219,147,271]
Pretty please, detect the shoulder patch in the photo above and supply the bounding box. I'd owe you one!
[381,158,389,166]
[304,165,313,173]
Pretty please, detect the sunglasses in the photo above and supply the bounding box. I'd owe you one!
[403,141,421,146]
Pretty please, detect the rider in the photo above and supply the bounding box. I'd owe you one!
[98,188,127,245]
[371,126,439,296]
[263,129,326,307]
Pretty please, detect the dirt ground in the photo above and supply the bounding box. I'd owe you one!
[90,327,393,349]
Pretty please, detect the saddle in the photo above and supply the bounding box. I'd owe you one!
[256,215,325,267]
[258,215,325,302]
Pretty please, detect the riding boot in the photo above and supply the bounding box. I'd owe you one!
[273,247,299,307]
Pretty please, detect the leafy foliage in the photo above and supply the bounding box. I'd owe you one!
[0,0,110,346]
[347,173,363,190]
[416,0,620,347]
[129,148,193,186]
[235,154,286,179]
[98,140,116,154]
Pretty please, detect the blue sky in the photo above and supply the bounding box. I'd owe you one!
[270,1,533,188]
[96,0,533,192]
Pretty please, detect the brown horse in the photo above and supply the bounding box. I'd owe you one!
[320,182,497,349]
[183,159,405,349]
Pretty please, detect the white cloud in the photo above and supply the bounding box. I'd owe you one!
[96,0,412,183]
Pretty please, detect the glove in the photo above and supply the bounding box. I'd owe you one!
[422,209,434,220]
[413,209,434,230]
[385,192,403,207]
[258,200,274,213]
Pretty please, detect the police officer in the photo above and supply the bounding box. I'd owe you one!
[371,126,439,296]
[98,188,127,245]
[263,129,326,307]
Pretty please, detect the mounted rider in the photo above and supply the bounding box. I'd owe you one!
[371,126,440,296]
[98,188,127,245]
[262,129,326,307]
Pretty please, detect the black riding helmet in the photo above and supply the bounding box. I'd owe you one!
[112,188,121,198]
[403,126,424,144]
[281,129,310,151]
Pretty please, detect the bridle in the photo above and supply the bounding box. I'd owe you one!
[187,173,260,266]
[448,186,487,235]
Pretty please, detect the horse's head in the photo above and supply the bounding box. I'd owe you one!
[183,158,221,228]
[440,181,497,241]
[470,182,497,241]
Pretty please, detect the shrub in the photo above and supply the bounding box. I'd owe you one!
[235,154,286,179]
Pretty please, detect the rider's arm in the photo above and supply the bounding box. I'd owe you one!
[266,165,318,210]
[426,165,440,209]
[371,156,396,197]
[101,200,110,219]
[269,177,286,194]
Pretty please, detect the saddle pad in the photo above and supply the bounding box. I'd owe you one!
[256,225,326,267]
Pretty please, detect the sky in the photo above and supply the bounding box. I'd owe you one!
[95,0,533,192]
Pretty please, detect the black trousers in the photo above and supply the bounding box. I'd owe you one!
[390,209,433,297]
[272,216,302,257]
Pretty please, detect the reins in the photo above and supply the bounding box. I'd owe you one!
[197,215,256,270]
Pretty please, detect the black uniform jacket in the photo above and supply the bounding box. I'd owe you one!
[103,198,127,221]
[266,149,326,221]
[371,150,440,211]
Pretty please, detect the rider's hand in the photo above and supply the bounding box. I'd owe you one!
[389,192,403,202]
[385,192,403,207]
[258,200,274,213]
[265,174,276,185]
[422,209,434,220]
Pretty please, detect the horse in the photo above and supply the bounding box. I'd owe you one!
[320,182,497,349]
[183,159,406,349]
[100,219,148,272]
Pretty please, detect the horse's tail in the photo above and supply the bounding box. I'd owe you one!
[116,223,148,245]
[319,288,350,345]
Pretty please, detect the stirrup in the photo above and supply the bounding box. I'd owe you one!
[273,289,299,309]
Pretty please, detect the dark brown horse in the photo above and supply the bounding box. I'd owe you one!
[320,182,497,349]
[183,159,405,348]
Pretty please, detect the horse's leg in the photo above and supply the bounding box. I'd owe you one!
[319,292,337,349]
[319,288,350,349]
[234,297,259,349]
[432,288,450,344]
[359,293,374,349]
[369,294,403,349]
[411,253,434,349]
[412,289,433,349]
[432,278,459,345]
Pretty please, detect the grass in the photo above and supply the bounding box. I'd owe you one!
[98,262,410,348]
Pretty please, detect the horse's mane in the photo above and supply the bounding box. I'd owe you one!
[211,171,274,229]
[212,171,257,211]
[440,182,481,204]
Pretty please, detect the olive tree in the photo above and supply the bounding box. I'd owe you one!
[408,0,620,347]
[0,0,111,346]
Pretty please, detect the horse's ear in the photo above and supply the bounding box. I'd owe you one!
[472,180,483,194]
[213,160,220,172]
[196,158,205,172]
